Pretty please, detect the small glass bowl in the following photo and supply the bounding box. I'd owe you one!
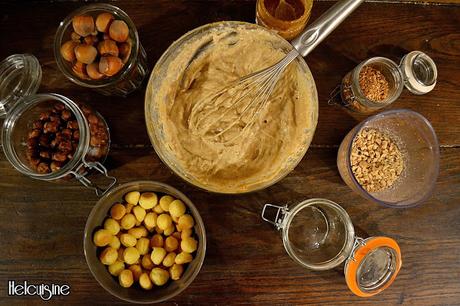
[337,109,440,208]
[54,4,148,96]
[83,181,206,304]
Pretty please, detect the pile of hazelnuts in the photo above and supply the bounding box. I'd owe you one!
[60,12,132,80]
[26,103,80,173]
[26,102,109,174]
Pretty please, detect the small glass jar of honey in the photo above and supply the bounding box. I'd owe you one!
[256,0,313,40]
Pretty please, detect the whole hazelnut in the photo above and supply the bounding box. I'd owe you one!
[58,140,73,153]
[28,129,41,139]
[27,138,38,150]
[109,20,129,42]
[43,121,59,134]
[37,162,50,174]
[86,62,104,80]
[75,44,98,64]
[60,40,78,62]
[52,152,68,162]
[97,40,119,57]
[49,115,61,122]
[54,103,65,112]
[71,31,81,42]
[99,56,123,76]
[73,130,80,141]
[87,114,99,125]
[61,128,73,138]
[72,61,88,79]
[50,161,64,172]
[61,109,72,121]
[39,150,51,159]
[32,120,43,129]
[67,120,79,130]
[72,15,95,37]
[96,12,114,33]
[39,111,51,121]
[84,35,99,46]
[118,42,132,63]
[39,134,50,147]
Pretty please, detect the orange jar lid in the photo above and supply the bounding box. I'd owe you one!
[344,237,402,297]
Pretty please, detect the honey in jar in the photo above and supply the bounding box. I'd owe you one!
[256,0,313,40]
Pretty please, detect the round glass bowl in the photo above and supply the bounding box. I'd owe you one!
[337,109,440,208]
[54,4,148,96]
[145,21,318,194]
[262,198,402,297]
[84,181,206,304]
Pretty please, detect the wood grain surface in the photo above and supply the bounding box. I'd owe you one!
[0,1,459,305]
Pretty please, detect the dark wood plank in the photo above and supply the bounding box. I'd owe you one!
[0,147,459,305]
[0,1,459,147]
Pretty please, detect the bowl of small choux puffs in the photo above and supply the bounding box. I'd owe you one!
[84,180,206,303]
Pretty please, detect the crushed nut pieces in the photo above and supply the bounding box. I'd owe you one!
[351,128,404,192]
[359,66,389,102]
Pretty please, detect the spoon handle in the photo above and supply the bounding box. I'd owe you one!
[291,0,364,57]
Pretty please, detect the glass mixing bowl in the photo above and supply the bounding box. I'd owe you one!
[337,109,440,208]
[84,181,206,303]
[145,21,318,194]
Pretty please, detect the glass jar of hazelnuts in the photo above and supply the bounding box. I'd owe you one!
[54,4,148,97]
[1,85,116,195]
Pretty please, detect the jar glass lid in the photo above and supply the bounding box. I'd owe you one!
[0,54,42,118]
[400,51,437,95]
[344,236,402,297]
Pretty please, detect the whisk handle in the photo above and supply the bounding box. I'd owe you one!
[291,0,364,57]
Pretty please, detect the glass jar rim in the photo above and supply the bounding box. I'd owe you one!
[0,54,42,118]
[1,93,90,180]
[351,56,404,108]
[281,198,355,271]
[344,109,440,208]
[53,3,140,88]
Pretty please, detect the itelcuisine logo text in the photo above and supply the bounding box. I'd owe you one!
[8,280,70,301]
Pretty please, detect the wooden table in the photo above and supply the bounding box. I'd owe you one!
[1,1,459,305]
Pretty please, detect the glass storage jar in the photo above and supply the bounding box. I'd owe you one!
[0,54,116,195]
[54,4,148,97]
[262,198,402,297]
[256,0,313,40]
[330,51,437,113]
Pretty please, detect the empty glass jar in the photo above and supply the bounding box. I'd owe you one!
[262,198,402,297]
[0,54,116,195]
[330,51,437,113]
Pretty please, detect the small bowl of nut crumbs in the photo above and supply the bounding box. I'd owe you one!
[337,109,439,208]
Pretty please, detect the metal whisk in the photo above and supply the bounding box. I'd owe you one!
[188,0,363,143]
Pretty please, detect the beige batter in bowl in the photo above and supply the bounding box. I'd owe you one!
[145,21,318,194]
